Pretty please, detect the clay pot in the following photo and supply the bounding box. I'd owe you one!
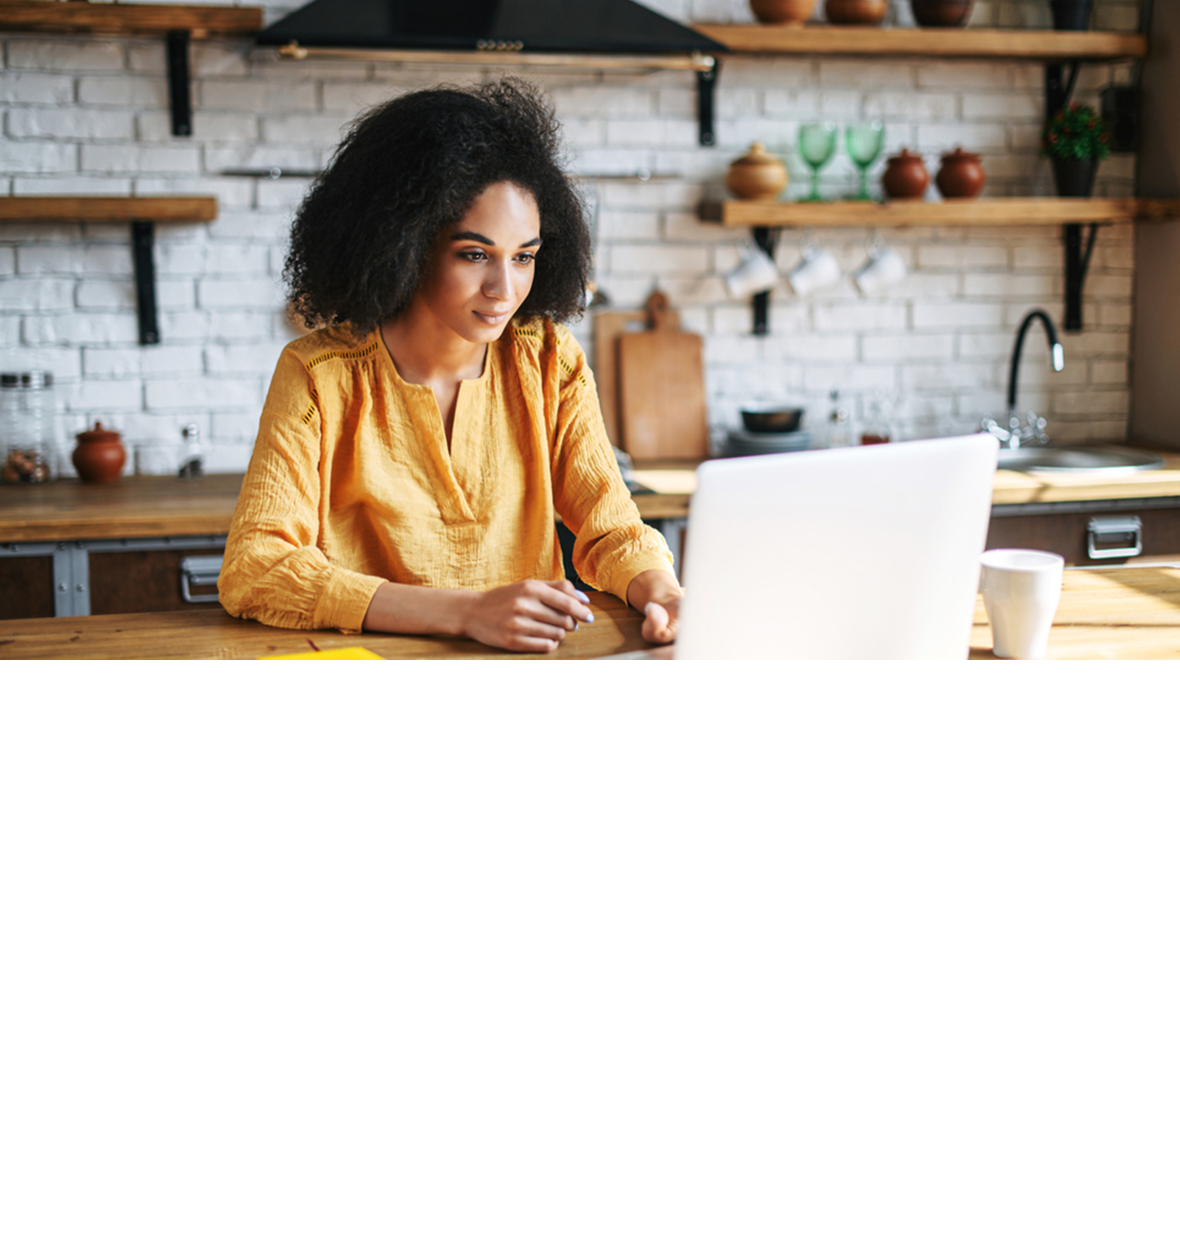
[936,147,987,198]
[824,0,889,24]
[726,143,789,200]
[881,149,930,199]
[911,0,974,25]
[73,421,126,484]
[749,0,816,22]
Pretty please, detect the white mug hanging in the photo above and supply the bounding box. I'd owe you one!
[853,236,907,295]
[724,243,780,299]
[785,240,841,296]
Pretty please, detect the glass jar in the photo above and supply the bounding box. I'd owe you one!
[0,371,56,484]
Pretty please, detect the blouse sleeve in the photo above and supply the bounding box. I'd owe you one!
[548,330,678,604]
[217,347,386,632]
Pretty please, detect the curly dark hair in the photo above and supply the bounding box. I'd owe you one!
[285,77,592,336]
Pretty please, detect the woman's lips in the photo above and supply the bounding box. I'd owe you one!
[474,309,511,325]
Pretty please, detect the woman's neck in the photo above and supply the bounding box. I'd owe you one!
[380,315,488,387]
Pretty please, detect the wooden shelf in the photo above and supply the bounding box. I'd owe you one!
[0,3,262,39]
[0,196,218,223]
[0,196,218,344]
[691,24,1146,60]
[700,197,1180,229]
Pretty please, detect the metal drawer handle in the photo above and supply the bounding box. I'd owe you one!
[1087,515,1142,560]
[180,554,224,603]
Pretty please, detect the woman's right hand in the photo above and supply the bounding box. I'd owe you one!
[462,579,595,653]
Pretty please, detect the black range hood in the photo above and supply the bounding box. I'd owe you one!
[257,0,728,144]
[257,0,725,59]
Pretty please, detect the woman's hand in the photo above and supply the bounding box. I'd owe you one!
[626,569,683,646]
[461,579,595,653]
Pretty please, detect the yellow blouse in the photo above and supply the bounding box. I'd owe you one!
[218,318,675,632]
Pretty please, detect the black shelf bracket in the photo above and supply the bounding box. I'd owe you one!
[1063,221,1101,333]
[167,29,192,137]
[751,225,780,336]
[131,220,160,345]
[696,61,718,146]
[1045,60,1081,123]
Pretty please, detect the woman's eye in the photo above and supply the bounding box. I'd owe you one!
[458,249,487,262]
[515,252,536,265]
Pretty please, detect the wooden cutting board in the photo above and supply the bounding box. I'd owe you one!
[592,309,646,447]
[617,291,708,463]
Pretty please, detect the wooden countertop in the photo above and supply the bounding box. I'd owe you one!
[0,473,244,542]
[2,567,1178,660]
[991,450,1180,505]
[5,447,1180,543]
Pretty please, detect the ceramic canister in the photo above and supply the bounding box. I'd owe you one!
[749,0,816,22]
[73,421,127,483]
[936,148,987,198]
[726,143,789,200]
[824,0,889,24]
[881,149,930,199]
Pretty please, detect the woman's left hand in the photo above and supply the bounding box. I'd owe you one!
[627,569,682,646]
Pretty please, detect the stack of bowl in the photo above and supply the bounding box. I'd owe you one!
[725,406,811,456]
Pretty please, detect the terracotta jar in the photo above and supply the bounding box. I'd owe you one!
[936,148,987,198]
[824,0,889,24]
[881,149,930,199]
[73,421,126,483]
[911,0,974,25]
[749,0,816,22]
[726,143,789,200]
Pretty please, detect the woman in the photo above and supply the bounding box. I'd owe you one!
[218,78,682,653]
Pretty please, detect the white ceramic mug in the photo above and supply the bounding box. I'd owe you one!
[785,245,841,296]
[979,548,1065,659]
[724,245,780,298]
[853,244,907,295]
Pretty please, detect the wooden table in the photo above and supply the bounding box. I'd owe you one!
[969,565,1180,660]
[2,567,1179,659]
[0,589,652,660]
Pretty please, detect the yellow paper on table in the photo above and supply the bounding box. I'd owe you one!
[261,647,384,660]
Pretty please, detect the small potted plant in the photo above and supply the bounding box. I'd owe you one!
[1042,102,1110,197]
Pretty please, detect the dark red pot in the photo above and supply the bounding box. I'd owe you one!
[881,149,930,200]
[936,148,987,198]
[73,422,126,484]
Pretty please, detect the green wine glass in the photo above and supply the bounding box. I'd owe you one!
[845,122,885,201]
[797,123,838,202]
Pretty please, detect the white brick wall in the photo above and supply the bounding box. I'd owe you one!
[0,1,1149,468]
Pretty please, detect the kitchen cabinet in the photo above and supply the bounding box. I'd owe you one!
[986,497,1180,565]
[0,474,238,619]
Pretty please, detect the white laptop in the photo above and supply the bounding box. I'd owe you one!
[673,433,1000,659]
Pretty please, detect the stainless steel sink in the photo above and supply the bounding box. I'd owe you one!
[996,446,1165,473]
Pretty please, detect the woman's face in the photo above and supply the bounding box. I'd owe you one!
[411,181,541,344]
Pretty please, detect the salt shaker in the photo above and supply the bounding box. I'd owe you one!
[178,422,204,478]
[827,389,852,449]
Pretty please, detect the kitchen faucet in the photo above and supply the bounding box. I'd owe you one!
[982,308,1063,449]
